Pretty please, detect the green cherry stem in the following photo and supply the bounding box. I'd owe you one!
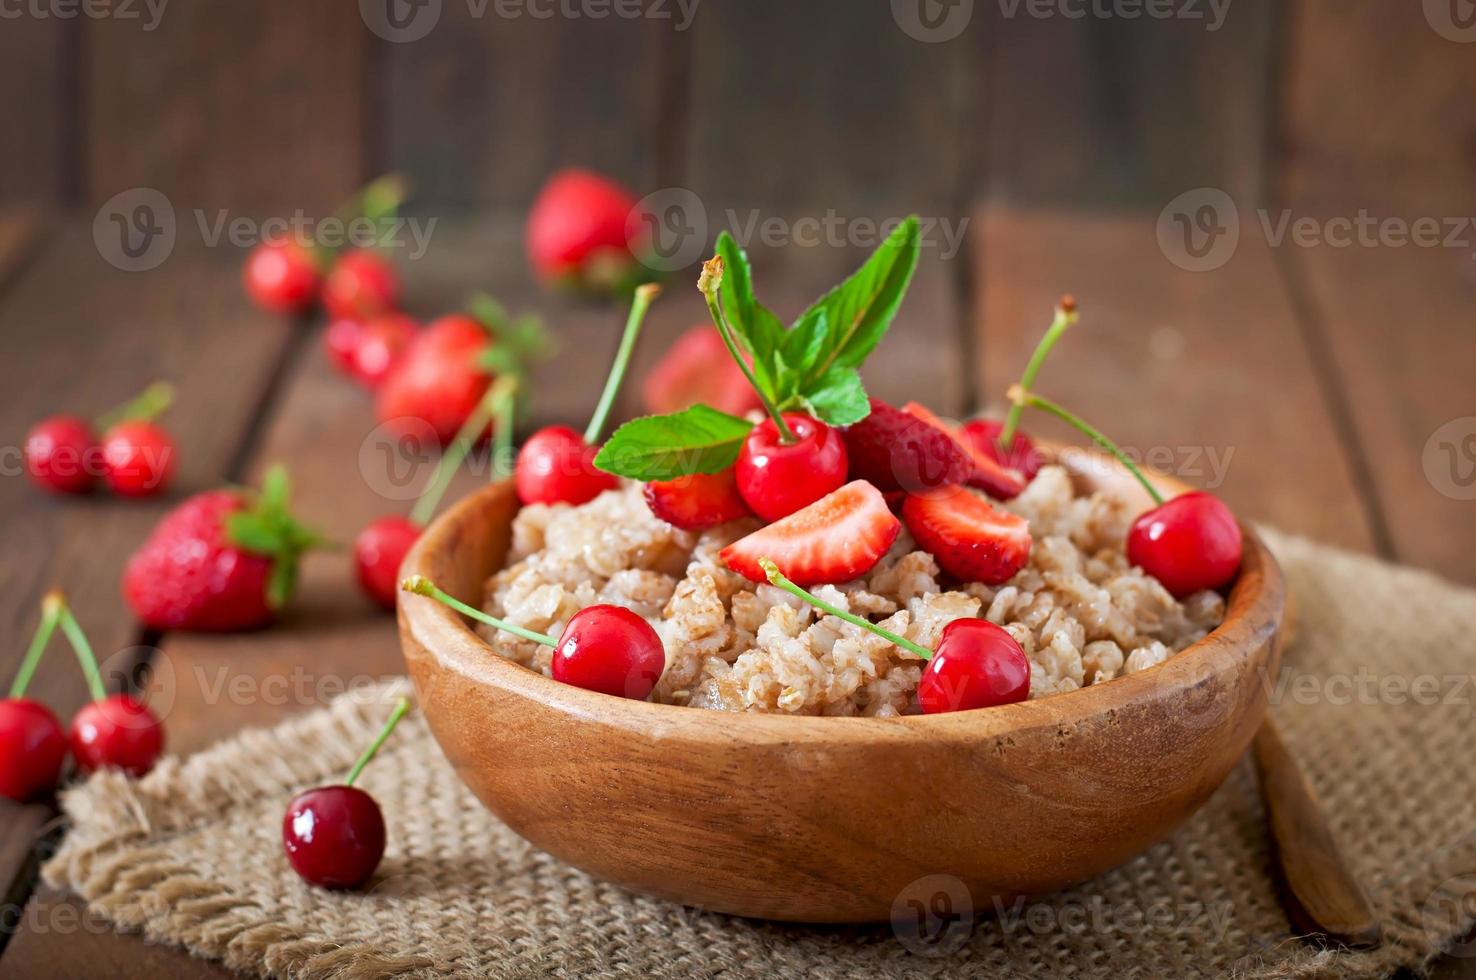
[9,592,64,699]
[491,375,519,481]
[52,592,106,702]
[999,297,1077,449]
[1008,386,1165,506]
[400,576,557,648]
[759,558,934,660]
[409,376,518,526]
[96,381,176,431]
[699,256,797,444]
[584,283,661,445]
[344,696,412,788]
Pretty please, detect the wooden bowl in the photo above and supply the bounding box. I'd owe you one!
[398,446,1285,923]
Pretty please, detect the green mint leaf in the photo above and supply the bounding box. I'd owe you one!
[715,232,784,398]
[797,216,921,386]
[777,307,829,399]
[802,367,870,427]
[594,405,754,481]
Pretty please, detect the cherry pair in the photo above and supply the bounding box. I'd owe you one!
[402,577,665,701]
[325,312,418,390]
[25,382,178,497]
[283,697,411,889]
[0,592,164,802]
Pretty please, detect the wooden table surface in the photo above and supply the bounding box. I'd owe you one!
[0,204,1471,978]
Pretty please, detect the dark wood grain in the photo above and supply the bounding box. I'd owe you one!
[970,205,1377,551]
[85,2,367,214]
[1280,0,1476,213]
[0,15,62,208]
[1288,234,1476,585]
[379,9,662,211]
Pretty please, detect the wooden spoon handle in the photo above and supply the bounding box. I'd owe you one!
[1252,716,1381,947]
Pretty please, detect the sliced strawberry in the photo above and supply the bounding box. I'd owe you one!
[902,488,1031,585]
[902,402,1027,501]
[840,398,973,494]
[721,480,900,585]
[644,467,752,531]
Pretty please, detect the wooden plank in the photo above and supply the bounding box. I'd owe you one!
[986,8,1274,207]
[1280,0,1476,214]
[85,2,366,214]
[0,16,61,207]
[1291,238,1476,585]
[686,0,980,213]
[971,205,1376,551]
[379,9,662,211]
[0,223,296,953]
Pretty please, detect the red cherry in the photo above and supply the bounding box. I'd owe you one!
[324,318,365,375]
[100,420,177,497]
[1127,491,1243,598]
[69,693,164,777]
[244,240,320,314]
[25,415,100,494]
[960,418,1043,480]
[323,250,400,321]
[282,786,386,890]
[552,605,665,701]
[355,516,421,611]
[735,414,848,522]
[515,425,618,507]
[349,313,417,390]
[375,314,493,446]
[0,698,67,801]
[917,619,1031,714]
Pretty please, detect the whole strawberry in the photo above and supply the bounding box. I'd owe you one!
[375,314,494,446]
[526,169,648,293]
[123,466,325,632]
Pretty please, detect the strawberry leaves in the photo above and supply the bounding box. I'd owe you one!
[224,465,330,610]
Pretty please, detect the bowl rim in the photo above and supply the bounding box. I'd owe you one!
[400,441,1285,746]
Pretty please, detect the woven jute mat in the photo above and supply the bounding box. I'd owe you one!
[41,532,1476,979]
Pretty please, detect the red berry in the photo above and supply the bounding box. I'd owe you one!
[283,786,386,889]
[100,420,177,497]
[354,516,421,611]
[736,414,849,522]
[902,488,1032,585]
[917,619,1031,714]
[515,425,618,507]
[69,693,164,777]
[244,240,320,314]
[901,402,1028,500]
[25,415,100,494]
[641,325,763,418]
[1127,491,1242,598]
[551,604,665,700]
[349,313,417,390]
[376,314,493,446]
[0,698,67,801]
[322,250,400,322]
[722,480,901,585]
[643,468,751,531]
[526,169,644,291]
[324,318,365,375]
[961,418,1044,481]
[840,399,973,496]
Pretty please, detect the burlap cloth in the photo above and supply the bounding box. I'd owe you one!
[40,532,1476,978]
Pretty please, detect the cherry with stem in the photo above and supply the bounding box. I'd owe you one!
[401,576,665,701]
[53,591,165,777]
[0,594,69,801]
[1007,385,1243,598]
[759,559,1030,714]
[998,296,1077,450]
[98,381,179,497]
[698,256,796,444]
[282,696,412,890]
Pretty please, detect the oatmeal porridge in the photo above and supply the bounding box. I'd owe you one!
[479,464,1225,716]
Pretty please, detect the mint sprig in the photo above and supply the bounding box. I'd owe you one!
[594,216,923,482]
